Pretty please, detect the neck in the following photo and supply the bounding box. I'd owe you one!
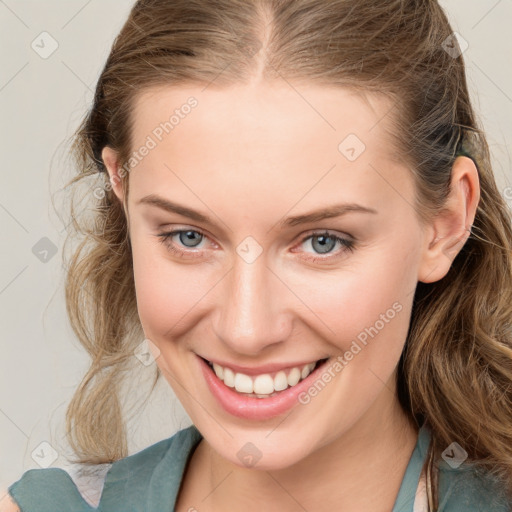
[178,385,419,512]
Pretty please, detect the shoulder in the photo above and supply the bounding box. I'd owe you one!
[0,493,20,512]
[438,461,511,511]
[106,422,202,476]
[6,467,88,512]
[5,424,203,512]
[98,423,202,509]
[402,423,510,512]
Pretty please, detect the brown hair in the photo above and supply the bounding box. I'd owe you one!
[60,0,512,508]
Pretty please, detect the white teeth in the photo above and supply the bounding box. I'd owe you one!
[287,367,301,386]
[213,363,224,380]
[274,371,288,391]
[223,367,235,387]
[209,359,321,397]
[302,362,315,379]
[253,374,274,394]
[234,373,253,393]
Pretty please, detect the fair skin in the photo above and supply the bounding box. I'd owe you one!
[0,81,479,512]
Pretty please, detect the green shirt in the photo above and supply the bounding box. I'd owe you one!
[7,422,510,511]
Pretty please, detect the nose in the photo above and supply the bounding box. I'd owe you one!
[213,249,293,356]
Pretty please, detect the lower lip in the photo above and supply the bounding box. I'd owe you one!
[198,355,330,421]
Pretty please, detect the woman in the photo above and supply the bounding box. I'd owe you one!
[4,0,512,511]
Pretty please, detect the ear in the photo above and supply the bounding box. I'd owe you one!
[418,156,480,283]
[102,146,125,205]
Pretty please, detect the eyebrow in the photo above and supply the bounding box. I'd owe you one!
[137,194,378,228]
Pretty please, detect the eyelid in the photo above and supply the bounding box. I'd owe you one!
[297,228,355,243]
[157,224,217,243]
[157,225,355,245]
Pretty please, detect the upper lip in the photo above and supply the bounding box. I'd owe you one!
[199,354,328,376]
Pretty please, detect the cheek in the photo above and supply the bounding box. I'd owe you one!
[130,237,205,336]
[298,243,418,357]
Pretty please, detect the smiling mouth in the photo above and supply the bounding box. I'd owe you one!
[201,356,330,398]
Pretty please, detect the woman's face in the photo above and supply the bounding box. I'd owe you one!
[105,82,438,470]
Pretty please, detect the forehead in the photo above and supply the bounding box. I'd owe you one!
[130,82,395,155]
[126,82,413,216]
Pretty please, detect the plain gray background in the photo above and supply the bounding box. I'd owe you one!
[1,0,511,493]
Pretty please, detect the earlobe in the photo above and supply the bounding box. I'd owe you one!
[101,146,125,204]
[417,156,480,284]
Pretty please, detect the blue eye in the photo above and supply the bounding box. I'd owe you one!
[171,230,203,248]
[156,229,355,262]
[157,229,207,259]
[296,231,355,263]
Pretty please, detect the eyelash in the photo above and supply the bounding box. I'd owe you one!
[155,228,356,263]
